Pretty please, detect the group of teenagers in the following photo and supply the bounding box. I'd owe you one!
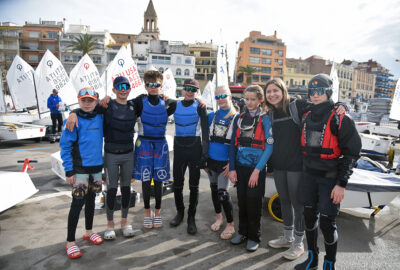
[60,69,361,270]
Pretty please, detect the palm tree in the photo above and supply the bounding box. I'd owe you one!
[68,34,99,56]
[238,65,257,85]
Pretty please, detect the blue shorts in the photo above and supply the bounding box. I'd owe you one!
[133,137,170,182]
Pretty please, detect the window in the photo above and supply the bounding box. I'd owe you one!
[250,47,260,54]
[73,55,81,62]
[48,32,58,39]
[195,74,205,80]
[93,56,101,64]
[275,50,283,57]
[251,66,259,72]
[185,58,191,64]
[262,49,272,56]
[28,54,39,62]
[176,56,181,64]
[277,59,283,66]
[29,31,39,38]
[207,74,214,80]
[257,40,274,45]
[196,68,201,73]
[184,69,190,76]
[27,42,39,49]
[211,68,216,73]
[202,60,211,65]
[252,75,259,82]
[195,60,201,65]
[250,57,260,64]
[261,67,271,73]
[45,44,55,50]
[261,75,270,82]
[274,68,282,74]
[152,55,171,64]
[176,68,181,76]
[64,55,72,62]
[262,58,271,65]
[200,51,210,57]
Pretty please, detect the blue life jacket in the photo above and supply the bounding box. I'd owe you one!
[138,96,168,137]
[174,100,200,137]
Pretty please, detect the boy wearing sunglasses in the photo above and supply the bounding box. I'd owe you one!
[66,76,137,239]
[295,74,361,270]
[169,79,209,235]
[60,87,104,259]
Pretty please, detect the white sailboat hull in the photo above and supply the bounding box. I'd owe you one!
[359,133,393,157]
[0,171,38,212]
[0,122,46,141]
[0,113,39,123]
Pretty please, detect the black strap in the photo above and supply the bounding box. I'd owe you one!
[301,146,334,155]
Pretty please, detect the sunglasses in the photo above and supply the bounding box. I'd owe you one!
[308,87,329,96]
[215,94,228,100]
[184,86,198,93]
[115,83,131,91]
[78,88,96,97]
[145,82,161,88]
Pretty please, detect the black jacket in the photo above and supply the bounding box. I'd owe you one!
[302,100,361,188]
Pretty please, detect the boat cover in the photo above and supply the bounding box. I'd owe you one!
[347,168,400,192]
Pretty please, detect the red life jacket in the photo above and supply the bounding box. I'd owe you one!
[301,110,344,159]
[235,112,266,150]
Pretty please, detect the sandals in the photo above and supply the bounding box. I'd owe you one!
[65,244,82,259]
[220,227,235,240]
[104,228,116,240]
[122,225,135,237]
[143,212,153,229]
[83,233,104,245]
[153,216,162,228]
[210,221,222,232]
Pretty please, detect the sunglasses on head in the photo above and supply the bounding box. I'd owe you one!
[78,88,96,97]
[184,86,198,93]
[215,94,228,100]
[308,87,329,96]
[145,82,161,88]
[115,83,131,91]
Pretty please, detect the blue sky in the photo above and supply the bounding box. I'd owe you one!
[1,0,400,79]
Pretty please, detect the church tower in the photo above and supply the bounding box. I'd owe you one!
[141,0,160,40]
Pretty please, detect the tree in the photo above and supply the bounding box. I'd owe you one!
[68,34,100,56]
[238,65,257,85]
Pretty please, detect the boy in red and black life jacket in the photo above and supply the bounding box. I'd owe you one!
[295,74,361,270]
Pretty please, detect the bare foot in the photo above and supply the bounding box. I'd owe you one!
[210,213,223,232]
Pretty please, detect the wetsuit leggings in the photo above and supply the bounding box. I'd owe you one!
[273,170,305,236]
[236,165,266,243]
[208,169,233,223]
[67,190,96,242]
[104,151,134,221]
[172,137,202,216]
[142,180,163,209]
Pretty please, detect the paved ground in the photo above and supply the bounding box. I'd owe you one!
[0,126,400,270]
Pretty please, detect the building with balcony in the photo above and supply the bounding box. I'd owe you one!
[357,59,394,98]
[19,20,63,67]
[0,22,23,94]
[236,31,286,86]
[189,42,217,90]
[60,24,114,75]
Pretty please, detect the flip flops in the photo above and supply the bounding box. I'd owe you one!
[83,233,104,245]
[220,227,235,240]
[65,244,82,259]
[153,216,162,228]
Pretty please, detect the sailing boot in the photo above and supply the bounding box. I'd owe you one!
[187,186,199,235]
[170,187,185,227]
[187,215,197,235]
[323,256,335,270]
[294,249,319,270]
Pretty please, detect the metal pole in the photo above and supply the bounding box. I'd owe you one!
[31,70,41,119]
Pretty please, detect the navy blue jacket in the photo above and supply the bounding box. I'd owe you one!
[47,94,62,114]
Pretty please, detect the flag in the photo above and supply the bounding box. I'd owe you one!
[217,45,229,87]
[34,50,77,113]
[69,54,105,98]
[389,78,400,120]
[161,68,176,99]
[330,63,339,102]
[6,55,36,109]
[101,45,146,99]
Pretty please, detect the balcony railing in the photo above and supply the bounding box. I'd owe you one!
[0,32,20,38]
